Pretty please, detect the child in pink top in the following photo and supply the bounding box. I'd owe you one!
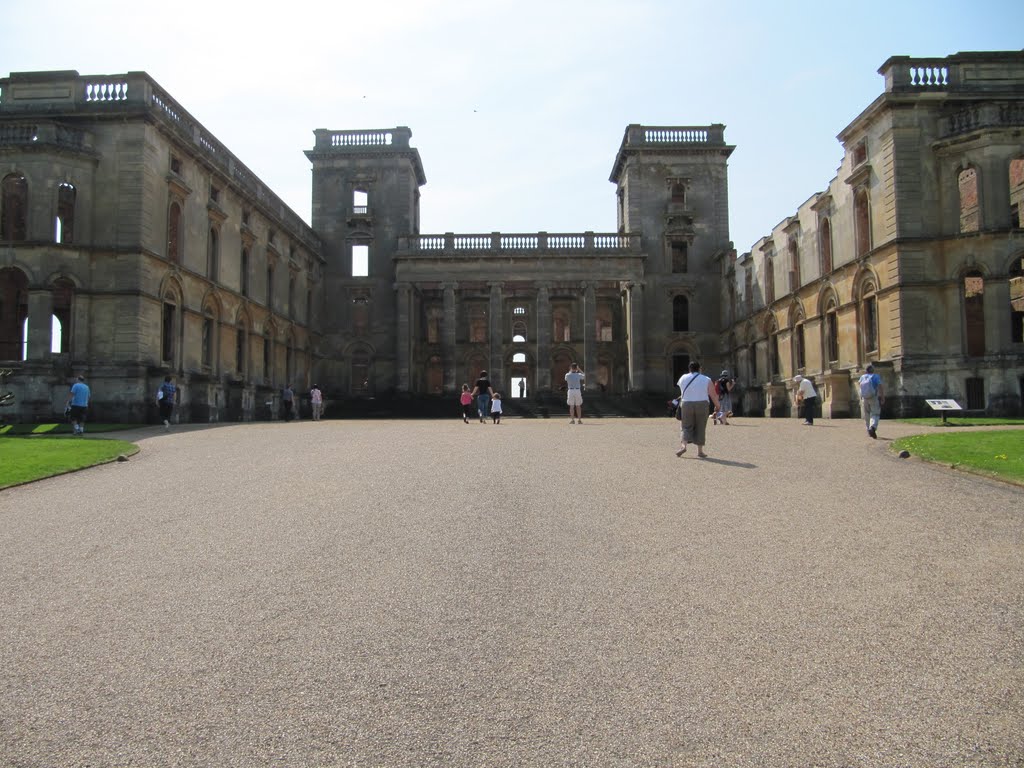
[459,384,474,423]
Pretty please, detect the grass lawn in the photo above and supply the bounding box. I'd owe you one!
[0,436,139,489]
[0,422,142,436]
[899,417,1024,427]
[892,429,1024,485]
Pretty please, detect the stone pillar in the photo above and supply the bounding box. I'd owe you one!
[396,283,411,392]
[26,289,53,360]
[442,282,457,394]
[536,284,551,391]
[582,282,596,372]
[627,282,645,391]
[488,282,503,385]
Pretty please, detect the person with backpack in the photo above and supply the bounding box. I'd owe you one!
[793,374,818,425]
[157,375,177,430]
[858,364,885,439]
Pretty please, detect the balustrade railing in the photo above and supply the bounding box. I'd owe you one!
[398,232,641,256]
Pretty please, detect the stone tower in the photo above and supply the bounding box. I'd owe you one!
[305,128,426,395]
[610,125,734,389]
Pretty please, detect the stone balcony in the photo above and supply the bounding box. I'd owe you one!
[395,232,642,257]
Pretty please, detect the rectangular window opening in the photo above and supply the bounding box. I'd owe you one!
[352,244,369,277]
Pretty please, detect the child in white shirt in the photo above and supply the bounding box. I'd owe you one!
[490,392,503,424]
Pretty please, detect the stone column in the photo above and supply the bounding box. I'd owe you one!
[536,284,551,391]
[396,283,411,392]
[442,282,457,394]
[980,155,1011,230]
[627,282,645,391]
[488,282,503,386]
[582,282,596,372]
[26,289,53,360]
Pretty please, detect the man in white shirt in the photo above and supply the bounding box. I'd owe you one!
[564,362,585,424]
[793,375,818,425]
[675,361,720,458]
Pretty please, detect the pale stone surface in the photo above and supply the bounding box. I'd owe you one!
[1,418,1021,766]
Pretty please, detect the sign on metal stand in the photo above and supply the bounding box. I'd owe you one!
[925,399,962,424]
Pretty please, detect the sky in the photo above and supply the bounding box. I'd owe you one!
[3,0,1021,253]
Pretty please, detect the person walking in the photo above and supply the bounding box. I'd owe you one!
[310,384,323,421]
[675,361,720,458]
[713,370,735,425]
[490,392,503,424]
[471,371,494,424]
[281,384,295,422]
[858,364,885,438]
[459,383,474,423]
[565,362,585,424]
[793,374,818,425]
[157,375,177,430]
[65,374,90,436]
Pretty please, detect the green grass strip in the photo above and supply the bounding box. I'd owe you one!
[0,423,143,436]
[892,429,1024,485]
[0,436,139,489]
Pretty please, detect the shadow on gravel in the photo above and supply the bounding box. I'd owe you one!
[689,456,757,468]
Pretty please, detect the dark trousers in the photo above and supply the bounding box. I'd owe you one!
[802,396,817,424]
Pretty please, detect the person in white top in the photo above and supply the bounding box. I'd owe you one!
[490,392,503,424]
[793,375,818,425]
[310,384,323,421]
[564,362,585,424]
[675,361,720,458]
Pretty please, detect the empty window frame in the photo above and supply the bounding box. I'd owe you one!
[671,241,688,273]
[352,244,369,277]
[854,189,871,257]
[964,271,985,357]
[55,183,76,244]
[818,218,833,274]
[672,295,689,333]
[958,167,980,233]
[1,174,28,241]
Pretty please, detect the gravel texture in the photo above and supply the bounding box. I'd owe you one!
[0,417,1021,767]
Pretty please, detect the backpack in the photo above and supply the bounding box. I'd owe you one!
[859,374,878,398]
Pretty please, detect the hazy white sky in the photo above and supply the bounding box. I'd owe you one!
[3,0,1021,252]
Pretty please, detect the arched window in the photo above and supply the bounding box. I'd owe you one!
[860,282,878,357]
[788,237,801,290]
[958,167,980,233]
[964,270,985,357]
[56,183,76,244]
[52,278,74,354]
[672,295,689,332]
[824,298,839,365]
[854,190,871,257]
[512,320,527,343]
[0,268,29,360]
[167,201,183,263]
[162,294,179,365]
[512,352,526,363]
[1,174,28,241]
[819,218,833,274]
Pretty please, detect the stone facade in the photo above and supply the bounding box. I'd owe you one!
[723,51,1024,418]
[2,52,1022,423]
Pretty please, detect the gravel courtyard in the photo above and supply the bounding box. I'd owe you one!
[1,417,1021,767]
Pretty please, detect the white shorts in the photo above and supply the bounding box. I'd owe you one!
[566,389,583,407]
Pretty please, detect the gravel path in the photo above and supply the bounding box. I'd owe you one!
[1,417,1021,767]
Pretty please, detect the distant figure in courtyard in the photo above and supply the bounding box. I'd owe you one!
[157,375,177,430]
[858,364,885,438]
[793,374,818,425]
[471,371,495,423]
[460,383,474,424]
[65,374,90,436]
[310,384,323,421]
[282,384,295,421]
[713,370,735,425]
[518,379,525,399]
[675,361,720,459]
[565,362,585,424]
[490,392,503,424]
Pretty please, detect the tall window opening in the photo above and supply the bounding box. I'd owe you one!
[56,183,76,244]
[2,174,29,241]
[764,256,775,305]
[207,227,219,281]
[1010,158,1024,228]
[553,308,571,342]
[235,324,247,376]
[52,278,73,354]
[965,377,985,410]
[352,353,370,393]
[1011,259,1024,344]
[0,268,28,359]
[672,295,689,332]
[671,241,688,273]
[819,218,832,274]
[167,201,183,263]
[825,299,839,365]
[352,244,369,277]
[263,335,271,383]
[162,301,177,363]
[353,189,368,214]
[596,305,613,341]
[469,306,487,343]
[958,167,980,233]
[425,306,442,344]
[861,283,878,357]
[794,321,806,371]
[202,312,214,368]
[854,190,871,256]
[788,238,801,291]
[288,274,296,319]
[964,271,985,357]
[266,264,275,309]
[352,297,369,336]
[241,248,250,297]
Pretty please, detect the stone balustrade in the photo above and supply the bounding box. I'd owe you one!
[397,231,641,256]
[0,70,321,254]
[312,127,413,151]
[880,51,1024,94]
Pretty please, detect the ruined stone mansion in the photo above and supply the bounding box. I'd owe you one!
[1,50,1022,422]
